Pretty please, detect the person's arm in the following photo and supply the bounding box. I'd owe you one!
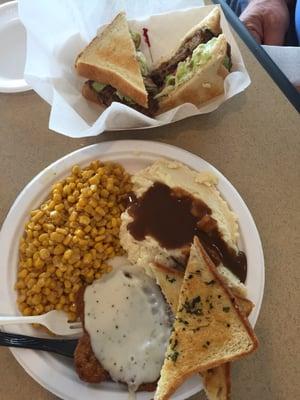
[240,0,291,45]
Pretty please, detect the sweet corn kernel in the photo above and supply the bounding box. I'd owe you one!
[79,215,90,225]
[95,243,104,252]
[56,227,67,235]
[18,269,28,279]
[53,244,65,255]
[68,195,76,203]
[83,253,93,264]
[55,203,64,212]
[50,232,64,243]
[72,165,81,175]
[31,211,44,222]
[23,307,33,316]
[39,248,50,260]
[33,257,44,269]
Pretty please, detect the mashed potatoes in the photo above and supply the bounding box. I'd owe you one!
[120,159,246,295]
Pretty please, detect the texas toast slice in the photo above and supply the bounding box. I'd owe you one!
[151,262,254,400]
[201,296,253,400]
[154,237,258,400]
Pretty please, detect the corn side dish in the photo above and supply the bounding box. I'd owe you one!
[15,160,132,321]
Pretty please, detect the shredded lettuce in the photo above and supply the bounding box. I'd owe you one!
[91,82,107,93]
[116,91,135,104]
[165,75,175,86]
[191,38,217,67]
[136,51,148,76]
[223,54,232,71]
[130,31,141,49]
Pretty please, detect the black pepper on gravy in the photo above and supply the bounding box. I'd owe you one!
[127,182,247,282]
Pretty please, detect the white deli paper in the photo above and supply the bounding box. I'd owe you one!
[19,1,251,138]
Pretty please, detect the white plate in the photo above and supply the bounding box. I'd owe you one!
[0,1,31,93]
[0,140,265,400]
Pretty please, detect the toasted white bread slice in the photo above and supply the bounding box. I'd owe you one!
[154,237,258,400]
[201,293,253,400]
[151,264,231,400]
[75,12,148,107]
[157,34,228,114]
[151,261,254,400]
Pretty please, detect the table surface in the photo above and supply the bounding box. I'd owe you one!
[0,2,300,400]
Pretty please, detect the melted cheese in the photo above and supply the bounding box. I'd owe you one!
[84,256,171,392]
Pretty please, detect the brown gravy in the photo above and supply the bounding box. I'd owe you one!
[127,182,247,282]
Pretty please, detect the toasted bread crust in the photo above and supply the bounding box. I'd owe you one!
[154,237,258,400]
[75,12,148,107]
[157,35,228,114]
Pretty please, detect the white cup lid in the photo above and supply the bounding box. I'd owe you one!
[0,1,31,93]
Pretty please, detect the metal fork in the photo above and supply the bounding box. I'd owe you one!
[0,310,82,336]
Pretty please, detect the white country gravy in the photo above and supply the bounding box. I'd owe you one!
[84,256,171,391]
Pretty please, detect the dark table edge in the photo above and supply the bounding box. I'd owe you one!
[212,0,300,112]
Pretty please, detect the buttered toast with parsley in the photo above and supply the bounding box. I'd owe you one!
[151,260,254,400]
[154,237,258,400]
[200,294,253,400]
[151,264,233,399]
[151,266,254,400]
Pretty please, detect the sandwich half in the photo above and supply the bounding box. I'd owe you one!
[151,7,231,113]
[154,237,258,400]
[75,12,158,116]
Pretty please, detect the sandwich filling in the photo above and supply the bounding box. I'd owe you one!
[151,27,216,87]
[84,256,171,392]
[155,37,230,99]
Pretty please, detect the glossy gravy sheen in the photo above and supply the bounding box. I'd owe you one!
[127,182,247,282]
[84,257,171,392]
